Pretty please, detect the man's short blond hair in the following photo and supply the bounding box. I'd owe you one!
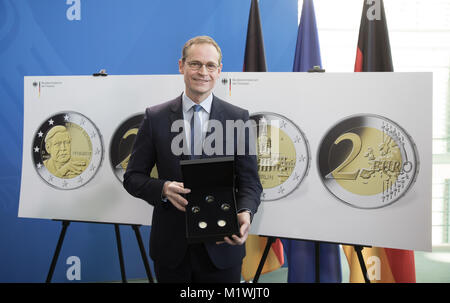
[181,36,222,65]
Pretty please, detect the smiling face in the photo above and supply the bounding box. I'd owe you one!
[179,43,222,103]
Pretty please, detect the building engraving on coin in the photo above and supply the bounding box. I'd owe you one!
[250,112,310,201]
[318,114,419,209]
[32,112,103,190]
[109,113,158,182]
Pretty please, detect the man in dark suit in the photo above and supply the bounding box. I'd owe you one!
[123,36,262,283]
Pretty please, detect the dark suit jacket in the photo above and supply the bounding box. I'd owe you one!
[123,95,262,269]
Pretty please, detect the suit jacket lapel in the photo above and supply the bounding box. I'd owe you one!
[205,95,226,158]
[207,95,224,135]
[168,95,188,160]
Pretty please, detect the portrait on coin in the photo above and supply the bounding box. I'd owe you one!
[43,125,88,178]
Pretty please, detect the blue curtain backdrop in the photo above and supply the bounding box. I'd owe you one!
[0,0,297,282]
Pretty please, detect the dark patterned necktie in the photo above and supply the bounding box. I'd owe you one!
[190,104,202,159]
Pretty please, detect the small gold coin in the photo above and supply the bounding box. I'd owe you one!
[221,203,231,211]
[217,220,226,227]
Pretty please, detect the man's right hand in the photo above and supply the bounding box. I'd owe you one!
[162,181,190,212]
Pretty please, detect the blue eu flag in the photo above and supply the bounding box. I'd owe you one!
[282,0,342,283]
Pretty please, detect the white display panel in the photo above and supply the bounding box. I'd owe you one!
[20,72,432,251]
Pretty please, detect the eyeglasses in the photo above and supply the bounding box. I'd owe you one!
[186,61,219,72]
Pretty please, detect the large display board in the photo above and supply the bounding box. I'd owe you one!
[20,73,432,251]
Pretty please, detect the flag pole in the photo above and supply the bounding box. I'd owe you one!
[308,65,325,283]
[354,245,371,283]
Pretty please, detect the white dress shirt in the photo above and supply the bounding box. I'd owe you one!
[182,92,213,151]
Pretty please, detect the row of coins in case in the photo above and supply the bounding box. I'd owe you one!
[191,202,231,214]
[198,220,227,229]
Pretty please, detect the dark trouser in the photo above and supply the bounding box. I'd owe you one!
[154,243,241,283]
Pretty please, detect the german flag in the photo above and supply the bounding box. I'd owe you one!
[354,0,392,72]
[343,0,415,283]
[242,0,267,72]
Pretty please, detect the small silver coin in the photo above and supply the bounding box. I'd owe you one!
[198,221,207,229]
[205,195,215,203]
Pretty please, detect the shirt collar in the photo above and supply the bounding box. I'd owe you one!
[182,92,213,114]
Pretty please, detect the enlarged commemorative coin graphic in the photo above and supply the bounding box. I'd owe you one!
[110,113,158,182]
[318,114,419,209]
[32,112,103,190]
[250,112,310,201]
